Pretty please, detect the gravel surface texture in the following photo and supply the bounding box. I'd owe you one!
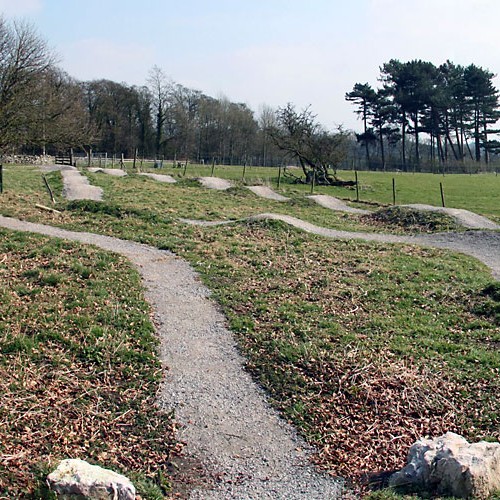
[59,166,103,201]
[307,195,369,214]
[246,186,290,201]
[4,167,499,497]
[197,177,233,190]
[403,204,500,230]
[185,213,500,280]
[87,167,128,177]
[0,215,347,499]
[139,173,177,183]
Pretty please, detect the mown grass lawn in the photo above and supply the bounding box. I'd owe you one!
[1,165,499,496]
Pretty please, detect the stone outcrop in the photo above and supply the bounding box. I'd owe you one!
[47,459,135,499]
[390,432,500,498]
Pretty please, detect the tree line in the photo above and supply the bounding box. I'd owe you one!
[346,59,500,171]
[0,17,287,165]
[3,16,499,175]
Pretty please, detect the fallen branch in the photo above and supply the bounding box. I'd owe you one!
[35,203,61,214]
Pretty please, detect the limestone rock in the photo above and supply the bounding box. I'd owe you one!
[390,432,500,498]
[47,459,135,499]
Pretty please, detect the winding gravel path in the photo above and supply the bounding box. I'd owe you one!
[88,167,128,177]
[198,177,233,190]
[184,213,500,280]
[403,204,500,230]
[307,195,369,214]
[139,172,177,183]
[2,206,498,498]
[60,166,103,201]
[0,215,346,499]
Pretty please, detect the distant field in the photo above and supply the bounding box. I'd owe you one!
[130,162,500,221]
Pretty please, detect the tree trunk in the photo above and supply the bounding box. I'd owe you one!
[474,107,481,162]
[414,111,420,165]
[483,120,489,164]
[401,111,407,170]
[445,132,459,161]
[378,125,386,171]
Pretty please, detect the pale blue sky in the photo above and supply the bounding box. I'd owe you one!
[1,0,499,130]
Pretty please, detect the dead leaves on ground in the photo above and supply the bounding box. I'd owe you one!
[0,230,179,497]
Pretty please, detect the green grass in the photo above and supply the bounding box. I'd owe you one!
[130,162,500,221]
[0,229,176,498]
[1,164,499,497]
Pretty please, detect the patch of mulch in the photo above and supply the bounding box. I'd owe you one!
[362,206,460,233]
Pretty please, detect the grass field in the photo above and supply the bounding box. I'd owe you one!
[131,162,500,221]
[1,165,499,497]
[0,229,177,498]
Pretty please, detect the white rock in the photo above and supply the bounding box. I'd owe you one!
[47,459,135,499]
[390,432,500,498]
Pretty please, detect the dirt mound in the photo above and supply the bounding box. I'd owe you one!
[404,204,499,230]
[308,194,369,214]
[364,206,460,233]
[246,185,290,201]
[88,168,127,177]
[139,173,177,183]
[197,177,233,190]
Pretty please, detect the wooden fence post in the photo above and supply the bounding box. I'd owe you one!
[242,161,247,180]
[277,165,282,189]
[355,171,359,202]
[310,169,315,194]
[42,174,56,204]
[211,157,215,177]
[183,160,188,176]
[392,178,396,205]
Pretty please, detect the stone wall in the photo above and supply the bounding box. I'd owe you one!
[0,154,54,165]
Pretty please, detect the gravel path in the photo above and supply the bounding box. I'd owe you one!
[88,167,128,177]
[185,212,500,280]
[60,166,103,201]
[307,195,369,214]
[403,204,500,230]
[139,172,177,183]
[198,177,233,190]
[0,215,346,499]
[246,186,290,201]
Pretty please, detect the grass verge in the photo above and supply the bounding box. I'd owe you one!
[0,229,179,498]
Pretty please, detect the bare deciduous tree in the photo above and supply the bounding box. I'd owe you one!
[269,104,350,185]
[0,17,55,151]
[147,65,173,158]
